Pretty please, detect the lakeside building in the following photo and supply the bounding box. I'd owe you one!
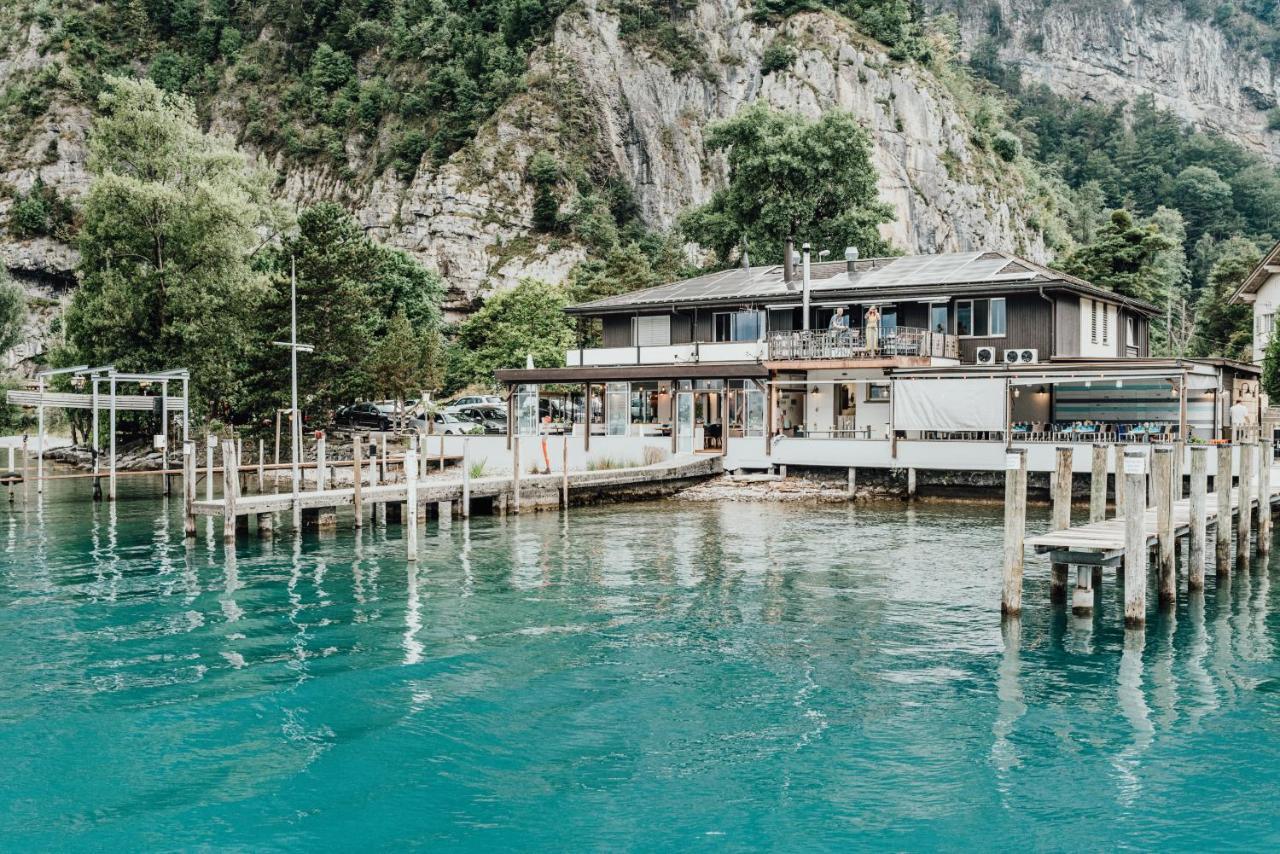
[1230,237,1280,365]
[497,249,1259,473]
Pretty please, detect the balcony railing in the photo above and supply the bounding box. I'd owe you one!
[767,327,957,361]
[566,340,768,367]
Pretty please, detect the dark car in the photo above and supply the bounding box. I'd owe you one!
[454,405,507,435]
[335,402,392,431]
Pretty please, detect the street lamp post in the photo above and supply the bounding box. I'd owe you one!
[272,256,314,526]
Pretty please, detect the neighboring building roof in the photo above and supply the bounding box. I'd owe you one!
[567,250,1161,316]
[1229,238,1280,303]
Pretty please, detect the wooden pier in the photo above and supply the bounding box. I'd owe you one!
[1005,440,1278,626]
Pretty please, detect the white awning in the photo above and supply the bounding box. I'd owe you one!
[892,377,1006,432]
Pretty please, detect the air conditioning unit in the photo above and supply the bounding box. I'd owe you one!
[975,346,997,365]
[1004,348,1039,365]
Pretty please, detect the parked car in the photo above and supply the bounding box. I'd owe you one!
[453,404,507,434]
[445,394,502,411]
[412,409,472,435]
[335,401,392,431]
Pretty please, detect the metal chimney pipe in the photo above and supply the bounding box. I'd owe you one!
[802,242,812,331]
[784,236,794,285]
[845,246,859,275]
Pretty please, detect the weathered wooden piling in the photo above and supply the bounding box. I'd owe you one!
[375,436,387,526]
[205,434,215,502]
[1238,441,1255,563]
[437,500,452,527]
[461,438,471,518]
[847,467,857,499]
[352,437,363,528]
[1090,443,1107,523]
[512,435,522,514]
[1113,443,1126,518]
[1000,447,1028,617]
[405,448,418,562]
[562,434,570,508]
[1189,445,1208,591]
[183,440,196,539]
[1123,449,1148,627]
[1050,446,1072,604]
[316,433,327,490]
[257,511,274,536]
[907,467,918,500]
[1216,442,1233,575]
[257,438,266,493]
[221,438,237,542]
[1152,446,1175,607]
[1258,439,1273,554]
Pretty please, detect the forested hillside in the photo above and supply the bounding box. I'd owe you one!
[3,0,1280,420]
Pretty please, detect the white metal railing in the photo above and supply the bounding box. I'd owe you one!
[565,341,768,367]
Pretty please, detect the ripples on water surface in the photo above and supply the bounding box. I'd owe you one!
[2,477,1279,850]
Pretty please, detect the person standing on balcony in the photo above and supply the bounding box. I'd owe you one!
[865,305,881,355]
[829,308,849,329]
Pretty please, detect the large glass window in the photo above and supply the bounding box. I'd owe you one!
[516,384,538,436]
[930,303,948,334]
[630,381,660,423]
[955,298,1006,337]
[714,310,764,342]
[605,382,629,436]
[727,380,765,438]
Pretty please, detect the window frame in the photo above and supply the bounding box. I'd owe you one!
[955,297,1007,339]
[866,381,891,402]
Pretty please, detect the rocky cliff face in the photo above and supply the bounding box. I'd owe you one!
[932,0,1280,163]
[2,0,1048,327]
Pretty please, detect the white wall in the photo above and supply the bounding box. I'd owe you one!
[1079,297,1117,358]
[1249,272,1280,364]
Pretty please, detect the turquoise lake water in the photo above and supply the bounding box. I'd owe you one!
[2,476,1279,850]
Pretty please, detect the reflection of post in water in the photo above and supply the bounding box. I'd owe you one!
[402,561,423,666]
[1114,626,1154,805]
[1211,573,1237,706]
[1185,588,1217,727]
[991,616,1026,781]
[460,518,474,598]
[1151,610,1179,729]
[220,546,243,624]
[1252,552,1270,660]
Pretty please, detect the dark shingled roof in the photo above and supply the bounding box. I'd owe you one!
[566,250,1160,316]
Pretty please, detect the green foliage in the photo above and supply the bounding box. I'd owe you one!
[528,150,562,232]
[680,102,894,264]
[761,38,798,74]
[446,279,576,391]
[6,177,75,240]
[1263,322,1280,402]
[1062,209,1176,303]
[242,201,445,423]
[752,0,932,62]
[1192,236,1259,359]
[615,0,706,75]
[65,76,289,419]
[0,267,25,357]
[991,129,1021,162]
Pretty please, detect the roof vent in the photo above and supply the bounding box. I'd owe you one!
[845,246,859,275]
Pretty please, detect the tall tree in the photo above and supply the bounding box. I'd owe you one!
[65,76,289,418]
[445,279,575,391]
[1192,236,1259,360]
[1062,209,1176,303]
[0,268,25,357]
[679,102,894,265]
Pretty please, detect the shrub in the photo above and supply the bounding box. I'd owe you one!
[992,130,1022,162]
[761,39,797,75]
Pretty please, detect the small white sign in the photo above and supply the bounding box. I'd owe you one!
[1005,453,1022,470]
[1123,456,1147,475]
[153,434,166,450]
[207,435,217,449]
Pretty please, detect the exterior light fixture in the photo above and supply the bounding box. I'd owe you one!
[1116,380,1123,389]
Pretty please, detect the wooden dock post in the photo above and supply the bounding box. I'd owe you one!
[1258,439,1273,554]
[257,438,265,493]
[375,436,387,527]
[438,434,446,472]
[1189,445,1208,591]
[562,434,570,508]
[183,440,196,539]
[513,435,522,514]
[316,432,327,490]
[405,448,418,562]
[1050,446,1073,604]
[257,512,274,537]
[352,437,363,528]
[1113,443,1126,518]
[907,467,917,500]
[1123,448,1149,627]
[1090,443,1107,523]
[847,467,857,499]
[1216,442,1233,575]
[1238,441,1255,563]
[1153,446,1175,607]
[437,500,452,528]
[221,439,237,542]
[203,437,213,504]
[461,438,471,518]
[1000,447,1028,617]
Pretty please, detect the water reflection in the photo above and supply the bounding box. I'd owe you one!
[1113,627,1154,806]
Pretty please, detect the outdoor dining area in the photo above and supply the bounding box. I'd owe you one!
[767,327,956,361]
[1009,421,1182,442]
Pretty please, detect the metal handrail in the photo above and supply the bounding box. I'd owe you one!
[767,327,956,360]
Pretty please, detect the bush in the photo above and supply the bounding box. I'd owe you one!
[761,39,797,75]
[392,130,429,178]
[992,130,1022,162]
[1268,107,1280,131]
[309,43,355,91]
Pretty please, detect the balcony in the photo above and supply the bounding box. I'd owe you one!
[767,327,957,361]
[565,341,768,367]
